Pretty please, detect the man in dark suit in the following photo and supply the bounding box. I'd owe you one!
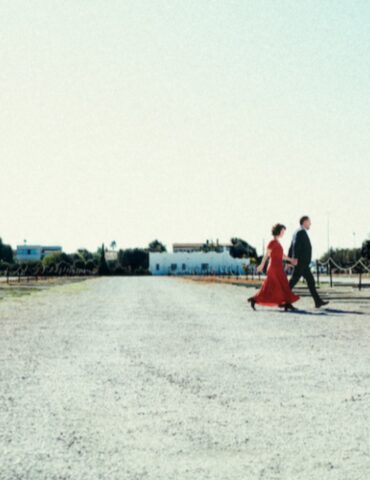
[288,216,329,308]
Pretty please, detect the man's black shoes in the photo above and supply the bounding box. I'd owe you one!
[315,300,329,308]
[278,303,298,311]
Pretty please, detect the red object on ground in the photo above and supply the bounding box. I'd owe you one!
[252,239,300,307]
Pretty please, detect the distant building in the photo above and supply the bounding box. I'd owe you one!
[149,250,250,276]
[16,245,62,262]
[105,249,118,261]
[172,242,231,253]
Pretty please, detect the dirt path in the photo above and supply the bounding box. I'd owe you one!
[0,277,369,479]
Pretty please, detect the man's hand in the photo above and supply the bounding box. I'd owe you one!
[291,258,298,266]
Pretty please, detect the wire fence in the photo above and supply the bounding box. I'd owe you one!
[316,257,370,290]
[181,258,370,291]
[0,263,94,284]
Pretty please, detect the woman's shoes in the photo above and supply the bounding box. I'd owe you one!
[247,299,297,312]
[284,303,298,312]
[248,297,256,311]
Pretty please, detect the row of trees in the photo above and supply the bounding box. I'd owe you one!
[1,234,369,278]
[199,238,257,258]
[0,238,171,277]
[229,238,258,259]
[98,247,150,276]
[320,240,370,266]
[0,236,259,277]
[0,244,151,277]
[0,249,99,277]
[0,238,13,264]
[320,248,361,266]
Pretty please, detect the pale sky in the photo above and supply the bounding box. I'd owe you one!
[1,0,369,257]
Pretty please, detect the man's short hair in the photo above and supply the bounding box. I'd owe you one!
[300,215,310,225]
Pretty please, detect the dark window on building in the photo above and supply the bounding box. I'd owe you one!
[171,263,177,271]
[201,263,209,270]
[156,263,160,271]
[182,263,186,270]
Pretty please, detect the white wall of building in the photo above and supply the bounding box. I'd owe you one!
[149,251,250,275]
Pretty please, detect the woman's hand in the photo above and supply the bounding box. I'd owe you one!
[256,264,264,273]
[291,258,298,266]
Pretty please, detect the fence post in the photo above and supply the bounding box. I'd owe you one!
[359,269,362,291]
[316,259,320,287]
[329,260,333,288]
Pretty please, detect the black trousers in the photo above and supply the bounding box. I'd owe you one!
[289,265,321,305]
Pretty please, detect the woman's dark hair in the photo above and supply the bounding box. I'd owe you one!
[300,215,310,225]
[271,223,286,236]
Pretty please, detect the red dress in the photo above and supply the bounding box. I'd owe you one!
[252,239,300,307]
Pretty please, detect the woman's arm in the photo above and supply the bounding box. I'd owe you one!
[256,249,271,273]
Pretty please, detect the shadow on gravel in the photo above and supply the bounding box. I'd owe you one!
[321,308,365,315]
[268,308,365,316]
[272,310,327,316]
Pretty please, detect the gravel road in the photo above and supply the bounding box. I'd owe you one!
[1,277,369,480]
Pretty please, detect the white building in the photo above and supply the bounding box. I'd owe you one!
[149,250,250,276]
[16,245,62,262]
[105,249,118,261]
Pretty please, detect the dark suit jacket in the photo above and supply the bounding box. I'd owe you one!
[288,228,312,267]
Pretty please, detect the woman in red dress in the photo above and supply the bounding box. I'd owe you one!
[248,223,300,311]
